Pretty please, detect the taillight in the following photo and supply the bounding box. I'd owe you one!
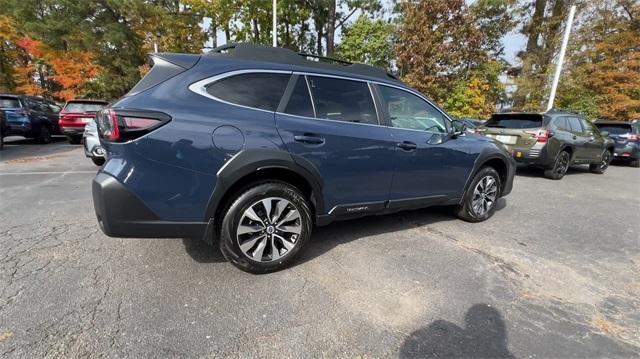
[97,109,170,142]
[625,134,639,142]
[525,128,551,143]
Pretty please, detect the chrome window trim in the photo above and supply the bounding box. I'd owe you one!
[188,69,293,114]
[188,68,452,127]
[368,82,380,125]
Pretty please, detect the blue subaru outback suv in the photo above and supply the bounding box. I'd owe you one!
[92,43,516,273]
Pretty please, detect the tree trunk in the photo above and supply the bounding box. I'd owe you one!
[252,18,260,41]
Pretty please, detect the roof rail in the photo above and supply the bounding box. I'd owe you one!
[207,42,398,82]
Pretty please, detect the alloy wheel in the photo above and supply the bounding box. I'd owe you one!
[236,197,302,262]
[471,175,498,217]
[600,152,610,171]
[555,152,570,176]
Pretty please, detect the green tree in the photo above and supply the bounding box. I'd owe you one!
[336,15,392,68]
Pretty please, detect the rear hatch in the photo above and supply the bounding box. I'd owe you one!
[478,113,545,149]
[59,101,108,128]
[594,123,636,148]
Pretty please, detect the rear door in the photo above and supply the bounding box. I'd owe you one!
[275,74,397,213]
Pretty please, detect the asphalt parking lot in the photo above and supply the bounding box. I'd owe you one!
[0,136,639,358]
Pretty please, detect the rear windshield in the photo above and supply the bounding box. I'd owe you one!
[64,102,106,113]
[0,96,21,108]
[485,114,543,129]
[594,124,632,135]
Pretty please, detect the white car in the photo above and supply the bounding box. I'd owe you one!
[82,120,105,166]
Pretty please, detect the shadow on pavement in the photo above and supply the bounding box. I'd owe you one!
[182,199,507,266]
[515,165,591,178]
[400,304,514,358]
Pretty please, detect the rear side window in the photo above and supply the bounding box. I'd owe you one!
[555,117,570,131]
[486,114,543,129]
[283,76,314,118]
[0,97,21,108]
[307,76,377,125]
[206,73,290,112]
[595,124,632,135]
[64,102,106,113]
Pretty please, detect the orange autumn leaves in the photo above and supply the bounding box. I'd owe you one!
[9,32,100,101]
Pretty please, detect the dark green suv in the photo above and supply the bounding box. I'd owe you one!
[477,110,615,179]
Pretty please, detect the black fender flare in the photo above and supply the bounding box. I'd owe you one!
[203,149,324,222]
[461,147,514,200]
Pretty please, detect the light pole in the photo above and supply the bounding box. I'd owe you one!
[272,0,277,47]
[546,5,576,111]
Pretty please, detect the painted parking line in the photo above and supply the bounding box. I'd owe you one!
[0,171,97,175]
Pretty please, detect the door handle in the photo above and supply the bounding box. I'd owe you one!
[294,135,325,145]
[572,135,577,140]
[397,141,417,151]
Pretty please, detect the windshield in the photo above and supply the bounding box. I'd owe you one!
[0,97,21,108]
[64,102,106,113]
[595,124,632,135]
[485,114,543,129]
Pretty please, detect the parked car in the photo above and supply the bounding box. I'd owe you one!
[593,120,640,167]
[92,43,516,273]
[0,109,6,150]
[0,94,62,143]
[83,119,105,166]
[476,111,615,180]
[59,99,109,144]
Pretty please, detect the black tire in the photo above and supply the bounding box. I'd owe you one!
[67,135,82,144]
[219,181,312,274]
[0,131,4,150]
[630,159,640,168]
[589,150,612,174]
[37,126,52,144]
[455,166,502,223]
[91,157,105,166]
[544,150,571,180]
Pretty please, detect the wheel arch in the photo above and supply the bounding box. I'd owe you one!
[204,149,324,237]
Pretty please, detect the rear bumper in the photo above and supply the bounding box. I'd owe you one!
[613,146,640,161]
[509,146,553,167]
[92,172,210,239]
[61,127,85,136]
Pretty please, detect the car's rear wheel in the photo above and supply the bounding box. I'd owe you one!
[544,150,570,180]
[37,126,52,144]
[219,181,312,273]
[67,135,82,144]
[589,150,612,174]
[456,167,501,223]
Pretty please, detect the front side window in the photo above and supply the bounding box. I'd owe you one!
[307,76,378,125]
[379,85,447,133]
[206,73,291,112]
[568,117,583,133]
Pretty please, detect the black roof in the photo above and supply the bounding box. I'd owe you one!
[206,43,398,83]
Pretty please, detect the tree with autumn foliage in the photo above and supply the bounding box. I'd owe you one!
[395,0,513,118]
[556,0,640,121]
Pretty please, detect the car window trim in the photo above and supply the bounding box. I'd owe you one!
[189,69,451,129]
[188,69,293,114]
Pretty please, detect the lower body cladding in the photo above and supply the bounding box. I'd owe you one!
[92,173,212,239]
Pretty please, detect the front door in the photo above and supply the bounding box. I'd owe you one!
[276,75,397,214]
[375,85,476,202]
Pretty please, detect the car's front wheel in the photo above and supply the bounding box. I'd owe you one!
[219,182,313,273]
[91,157,105,166]
[37,126,52,144]
[456,167,501,223]
[589,150,612,174]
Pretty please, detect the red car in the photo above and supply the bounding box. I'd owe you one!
[58,99,108,144]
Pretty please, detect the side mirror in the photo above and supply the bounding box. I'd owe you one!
[450,120,467,136]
